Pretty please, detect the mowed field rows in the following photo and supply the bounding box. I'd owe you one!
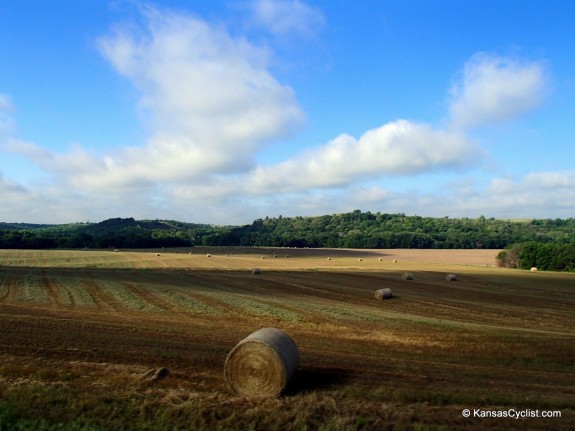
[1,248,574,430]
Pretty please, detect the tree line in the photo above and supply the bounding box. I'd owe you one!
[496,242,575,272]
[0,218,218,249]
[201,211,574,250]
[1,212,574,271]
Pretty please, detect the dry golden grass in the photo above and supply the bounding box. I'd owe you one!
[0,247,574,430]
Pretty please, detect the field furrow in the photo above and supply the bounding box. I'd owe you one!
[94,280,164,312]
[0,273,9,301]
[153,288,222,315]
[50,276,98,307]
[16,272,50,304]
[198,291,302,322]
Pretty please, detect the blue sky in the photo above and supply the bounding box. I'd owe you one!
[1,0,574,224]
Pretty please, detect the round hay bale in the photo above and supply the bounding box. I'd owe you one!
[530,267,538,272]
[261,256,266,259]
[374,288,393,300]
[402,272,414,281]
[206,254,212,257]
[224,327,299,398]
[327,257,331,261]
[378,257,383,261]
[251,268,262,275]
[358,258,363,262]
[156,253,161,257]
[446,273,458,281]
[393,260,398,263]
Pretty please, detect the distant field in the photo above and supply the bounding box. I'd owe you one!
[0,247,574,430]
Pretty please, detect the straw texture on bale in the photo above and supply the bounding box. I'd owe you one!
[402,272,414,280]
[374,288,393,300]
[224,327,299,398]
[446,273,458,281]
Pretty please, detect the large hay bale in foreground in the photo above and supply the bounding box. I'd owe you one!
[446,273,458,281]
[402,272,414,280]
[374,288,393,300]
[224,328,299,398]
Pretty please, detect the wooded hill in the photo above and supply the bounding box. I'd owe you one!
[1,211,573,251]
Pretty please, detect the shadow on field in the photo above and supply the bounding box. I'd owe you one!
[284,366,353,395]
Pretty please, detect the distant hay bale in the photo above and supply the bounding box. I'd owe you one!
[446,273,458,281]
[189,252,193,255]
[206,254,212,257]
[393,260,398,263]
[285,255,289,258]
[261,256,266,259]
[358,258,363,261]
[378,257,383,261]
[374,288,393,300]
[402,272,414,281]
[530,267,538,272]
[327,257,331,261]
[251,268,262,275]
[156,253,161,257]
[224,327,299,398]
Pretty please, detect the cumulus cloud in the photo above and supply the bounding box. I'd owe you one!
[246,120,481,193]
[449,53,547,129]
[523,171,575,189]
[248,0,325,38]
[0,172,27,195]
[83,4,303,190]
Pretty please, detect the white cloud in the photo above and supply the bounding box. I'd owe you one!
[487,177,516,195]
[86,4,304,190]
[248,0,325,38]
[245,120,482,193]
[449,53,547,129]
[523,171,575,189]
[0,172,27,195]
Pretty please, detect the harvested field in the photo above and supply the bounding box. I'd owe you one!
[0,247,574,430]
